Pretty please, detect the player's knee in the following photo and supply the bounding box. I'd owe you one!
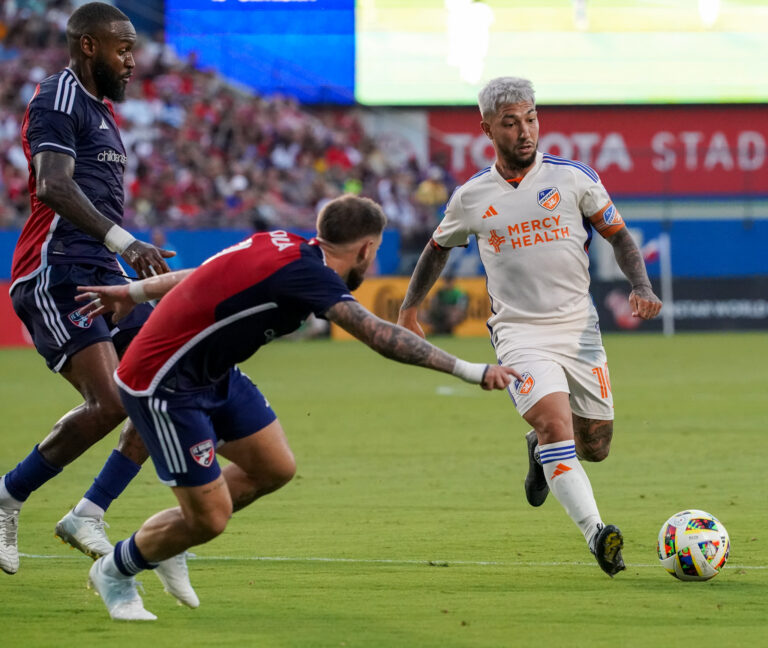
[98,402,126,428]
[535,418,572,445]
[61,399,124,442]
[270,451,296,490]
[249,452,296,499]
[84,394,126,428]
[189,507,231,542]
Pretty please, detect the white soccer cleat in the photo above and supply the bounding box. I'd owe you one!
[0,506,20,574]
[154,552,200,608]
[88,556,157,621]
[55,510,113,559]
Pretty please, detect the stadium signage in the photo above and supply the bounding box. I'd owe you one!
[328,277,768,340]
[1,276,766,347]
[443,130,765,175]
[591,277,768,332]
[429,106,768,196]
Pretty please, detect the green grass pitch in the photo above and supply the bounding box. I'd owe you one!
[1,332,766,647]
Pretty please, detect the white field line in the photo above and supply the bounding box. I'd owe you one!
[19,553,767,570]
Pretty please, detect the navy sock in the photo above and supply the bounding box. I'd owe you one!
[113,533,157,576]
[4,445,62,502]
[84,450,141,512]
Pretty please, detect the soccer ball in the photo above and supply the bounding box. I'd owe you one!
[657,509,730,581]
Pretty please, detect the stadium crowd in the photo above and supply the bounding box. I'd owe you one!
[0,1,453,265]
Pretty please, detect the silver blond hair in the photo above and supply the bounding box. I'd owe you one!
[478,77,536,119]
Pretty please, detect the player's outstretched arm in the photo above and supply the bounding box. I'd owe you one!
[326,300,520,390]
[33,150,176,279]
[607,228,663,319]
[75,269,194,322]
[397,241,451,338]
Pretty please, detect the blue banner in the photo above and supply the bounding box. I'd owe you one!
[165,0,355,104]
[0,228,401,280]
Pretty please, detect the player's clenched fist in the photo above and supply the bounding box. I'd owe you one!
[629,286,662,320]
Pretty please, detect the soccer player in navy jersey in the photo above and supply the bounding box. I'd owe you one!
[73,194,519,620]
[0,2,195,604]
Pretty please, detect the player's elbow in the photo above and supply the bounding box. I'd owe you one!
[35,174,70,208]
[35,179,54,205]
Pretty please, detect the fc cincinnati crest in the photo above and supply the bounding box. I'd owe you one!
[190,440,215,468]
[514,372,535,395]
[68,309,93,329]
[537,187,560,211]
[603,204,619,225]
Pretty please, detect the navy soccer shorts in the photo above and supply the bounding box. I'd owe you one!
[11,264,153,372]
[119,368,278,488]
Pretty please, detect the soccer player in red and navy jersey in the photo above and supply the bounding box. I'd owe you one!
[0,4,187,598]
[75,194,519,620]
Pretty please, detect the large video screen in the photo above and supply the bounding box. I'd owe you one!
[356,0,768,105]
[165,0,355,104]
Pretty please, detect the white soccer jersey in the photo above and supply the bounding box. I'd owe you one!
[433,152,625,345]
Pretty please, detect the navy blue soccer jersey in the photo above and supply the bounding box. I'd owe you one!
[116,231,355,396]
[11,68,127,286]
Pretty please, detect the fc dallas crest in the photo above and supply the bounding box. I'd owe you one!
[190,439,215,468]
[68,309,93,329]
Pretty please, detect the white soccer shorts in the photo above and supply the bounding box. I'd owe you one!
[497,343,614,421]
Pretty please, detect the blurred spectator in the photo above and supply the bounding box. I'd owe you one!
[414,165,449,226]
[0,3,452,242]
[422,276,469,335]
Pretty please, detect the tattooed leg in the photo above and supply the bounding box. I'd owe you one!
[572,414,613,462]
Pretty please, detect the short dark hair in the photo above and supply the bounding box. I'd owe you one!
[316,195,387,245]
[67,2,131,41]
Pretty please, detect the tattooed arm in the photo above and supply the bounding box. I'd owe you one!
[325,300,520,390]
[607,227,662,320]
[397,241,451,338]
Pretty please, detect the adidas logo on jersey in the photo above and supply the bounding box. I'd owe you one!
[98,118,109,130]
[482,205,498,219]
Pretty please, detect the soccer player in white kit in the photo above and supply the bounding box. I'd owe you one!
[398,77,661,576]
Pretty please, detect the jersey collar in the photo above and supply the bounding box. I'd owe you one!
[491,151,543,191]
[308,237,329,266]
[65,67,108,104]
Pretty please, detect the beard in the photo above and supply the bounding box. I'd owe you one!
[516,148,538,168]
[345,267,365,291]
[93,56,126,102]
[501,144,537,170]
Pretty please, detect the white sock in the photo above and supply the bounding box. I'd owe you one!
[0,476,24,510]
[99,551,125,579]
[539,440,602,546]
[73,498,105,519]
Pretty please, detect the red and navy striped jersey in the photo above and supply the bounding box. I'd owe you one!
[11,68,126,288]
[116,231,355,396]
